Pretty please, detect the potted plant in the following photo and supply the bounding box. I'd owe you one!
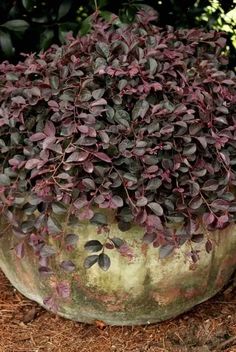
[0,8,236,325]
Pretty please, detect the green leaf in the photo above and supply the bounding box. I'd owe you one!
[114,109,130,127]
[90,213,108,225]
[84,255,98,269]
[52,202,67,215]
[148,202,164,216]
[0,174,11,186]
[98,253,111,271]
[189,196,203,210]
[92,88,105,100]
[65,234,79,246]
[2,20,29,33]
[96,42,110,59]
[47,216,62,234]
[80,88,91,102]
[22,0,34,11]
[6,72,19,81]
[100,10,113,21]
[50,76,59,90]
[40,29,54,50]
[159,244,175,259]
[40,244,57,257]
[57,0,72,20]
[60,260,76,272]
[0,31,14,56]
[148,57,157,75]
[79,17,92,36]
[132,100,149,120]
[84,240,103,252]
[82,178,96,190]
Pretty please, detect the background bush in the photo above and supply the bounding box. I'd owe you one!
[0,0,235,68]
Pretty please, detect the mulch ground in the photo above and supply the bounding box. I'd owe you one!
[0,270,236,352]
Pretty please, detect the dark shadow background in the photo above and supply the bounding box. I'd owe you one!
[0,0,235,68]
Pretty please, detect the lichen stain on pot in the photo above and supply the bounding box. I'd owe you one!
[215,255,236,288]
[151,287,182,306]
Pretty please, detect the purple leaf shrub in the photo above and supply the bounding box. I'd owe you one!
[0,8,236,276]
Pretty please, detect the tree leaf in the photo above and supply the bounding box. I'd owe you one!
[52,202,67,215]
[84,240,103,252]
[90,213,107,225]
[111,195,124,208]
[47,216,62,234]
[2,20,29,32]
[147,202,164,216]
[57,0,72,20]
[202,212,215,226]
[80,88,91,102]
[96,42,110,58]
[0,30,14,56]
[98,253,111,271]
[118,221,132,232]
[202,180,218,191]
[189,196,203,210]
[191,234,204,243]
[94,152,111,163]
[82,178,96,190]
[65,233,79,247]
[22,0,34,11]
[183,143,196,156]
[60,260,76,272]
[84,255,99,269]
[148,57,157,75]
[159,244,175,259]
[40,29,54,50]
[25,158,41,170]
[132,100,149,120]
[0,173,10,186]
[143,232,156,244]
[211,199,229,211]
[40,244,57,257]
[110,237,124,248]
[92,88,105,100]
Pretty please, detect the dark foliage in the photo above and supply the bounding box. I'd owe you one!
[0,9,236,274]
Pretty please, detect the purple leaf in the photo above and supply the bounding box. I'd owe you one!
[202,212,215,226]
[211,199,229,211]
[94,152,112,163]
[91,98,107,106]
[25,159,41,170]
[147,202,164,216]
[29,133,46,142]
[189,196,203,210]
[82,178,96,190]
[159,244,175,259]
[60,260,76,272]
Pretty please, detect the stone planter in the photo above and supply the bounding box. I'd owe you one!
[0,211,236,326]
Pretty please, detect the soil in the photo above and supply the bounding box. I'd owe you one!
[0,270,236,352]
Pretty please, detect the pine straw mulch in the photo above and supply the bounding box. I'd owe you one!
[0,270,236,352]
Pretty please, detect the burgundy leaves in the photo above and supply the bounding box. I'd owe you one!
[0,10,236,269]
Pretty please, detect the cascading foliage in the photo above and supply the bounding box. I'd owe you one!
[0,7,236,273]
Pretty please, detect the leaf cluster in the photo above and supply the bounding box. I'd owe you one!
[0,9,236,273]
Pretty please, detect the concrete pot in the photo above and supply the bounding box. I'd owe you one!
[0,212,236,325]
